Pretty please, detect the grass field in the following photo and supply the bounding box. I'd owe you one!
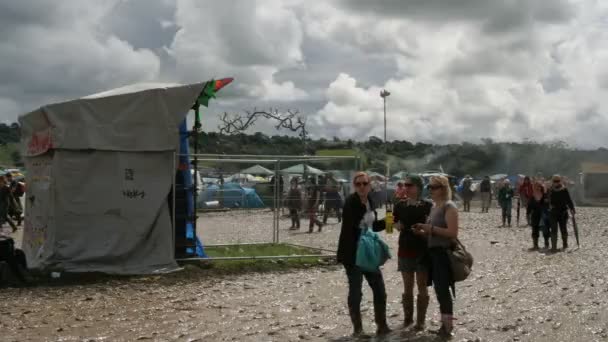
[197,243,332,272]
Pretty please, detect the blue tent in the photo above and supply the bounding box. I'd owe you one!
[199,183,265,209]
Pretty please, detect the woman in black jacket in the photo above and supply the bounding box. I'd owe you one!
[528,181,550,250]
[336,172,390,337]
[547,175,575,252]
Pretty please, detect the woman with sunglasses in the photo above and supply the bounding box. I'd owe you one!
[392,175,433,330]
[547,174,575,252]
[412,175,459,337]
[337,172,391,337]
[528,181,550,250]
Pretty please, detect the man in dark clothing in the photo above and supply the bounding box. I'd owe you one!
[286,178,302,230]
[323,173,343,224]
[5,173,23,226]
[547,175,575,252]
[461,176,474,212]
[306,179,323,233]
[479,176,492,213]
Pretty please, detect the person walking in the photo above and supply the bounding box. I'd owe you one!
[518,176,534,226]
[286,178,302,230]
[306,179,323,233]
[412,175,459,337]
[337,172,391,337]
[0,176,18,233]
[461,176,474,212]
[323,173,343,224]
[498,179,515,227]
[528,181,550,250]
[547,175,575,252]
[479,176,492,213]
[392,175,432,330]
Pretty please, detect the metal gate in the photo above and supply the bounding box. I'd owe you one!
[173,154,360,260]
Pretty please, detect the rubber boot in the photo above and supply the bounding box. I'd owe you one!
[550,233,558,253]
[413,294,429,331]
[308,222,314,234]
[562,237,568,250]
[544,238,549,249]
[402,293,414,327]
[530,237,539,251]
[435,314,454,338]
[374,301,391,336]
[349,305,363,336]
[507,215,512,227]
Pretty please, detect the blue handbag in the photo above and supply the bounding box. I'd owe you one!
[355,228,391,273]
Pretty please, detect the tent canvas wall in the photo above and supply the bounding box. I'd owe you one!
[19,82,209,274]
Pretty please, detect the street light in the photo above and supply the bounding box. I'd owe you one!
[379,89,393,233]
[379,89,391,183]
[380,89,391,146]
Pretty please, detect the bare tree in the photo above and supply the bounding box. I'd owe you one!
[218,108,309,148]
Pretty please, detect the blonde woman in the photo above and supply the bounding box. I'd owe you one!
[413,175,459,337]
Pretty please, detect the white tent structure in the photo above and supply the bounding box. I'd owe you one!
[240,164,274,176]
[280,164,324,175]
[19,82,209,274]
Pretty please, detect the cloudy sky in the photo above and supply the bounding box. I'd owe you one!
[1,0,607,148]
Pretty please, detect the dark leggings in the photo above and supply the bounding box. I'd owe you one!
[550,211,568,242]
[530,212,549,240]
[429,248,453,314]
[344,265,387,317]
[289,209,300,227]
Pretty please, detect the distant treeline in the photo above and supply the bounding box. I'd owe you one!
[4,123,607,178]
[194,132,608,179]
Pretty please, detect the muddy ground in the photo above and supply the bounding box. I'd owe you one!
[1,205,608,342]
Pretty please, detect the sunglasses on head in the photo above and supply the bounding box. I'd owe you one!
[403,183,414,187]
[355,182,369,187]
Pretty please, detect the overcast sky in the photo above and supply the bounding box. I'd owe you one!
[1,0,607,148]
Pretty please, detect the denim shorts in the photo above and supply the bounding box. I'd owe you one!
[398,256,428,273]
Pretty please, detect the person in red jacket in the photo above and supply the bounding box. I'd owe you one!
[518,176,534,226]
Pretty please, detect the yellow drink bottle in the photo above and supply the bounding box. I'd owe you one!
[385,210,393,234]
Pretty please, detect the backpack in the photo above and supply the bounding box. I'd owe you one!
[356,228,391,273]
[448,239,474,282]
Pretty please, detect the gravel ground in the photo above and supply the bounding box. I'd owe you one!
[1,205,608,342]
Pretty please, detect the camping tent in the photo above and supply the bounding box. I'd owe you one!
[226,173,257,183]
[198,183,264,209]
[281,164,324,175]
[241,164,274,176]
[18,82,210,274]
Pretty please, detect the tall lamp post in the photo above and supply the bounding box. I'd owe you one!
[380,89,393,233]
[380,89,391,202]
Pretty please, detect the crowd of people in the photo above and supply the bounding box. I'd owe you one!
[285,173,345,233]
[459,173,576,252]
[332,170,577,338]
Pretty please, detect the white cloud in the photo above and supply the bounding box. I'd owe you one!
[1,0,608,148]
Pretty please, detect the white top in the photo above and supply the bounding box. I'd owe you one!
[360,203,375,230]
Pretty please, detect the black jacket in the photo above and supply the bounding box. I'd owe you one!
[336,193,384,265]
[393,199,433,256]
[480,179,492,192]
[548,187,575,214]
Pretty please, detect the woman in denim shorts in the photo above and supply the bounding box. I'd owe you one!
[393,175,432,330]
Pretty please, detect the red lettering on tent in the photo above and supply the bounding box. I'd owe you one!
[27,129,53,155]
